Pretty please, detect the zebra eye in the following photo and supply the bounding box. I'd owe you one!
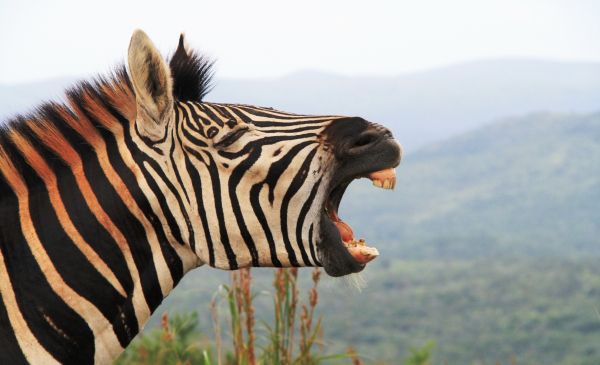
[214,126,249,148]
[207,127,219,139]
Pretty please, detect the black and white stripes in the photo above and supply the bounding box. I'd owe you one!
[0,30,358,364]
[172,101,336,270]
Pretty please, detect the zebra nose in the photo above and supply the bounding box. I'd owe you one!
[348,123,392,152]
[323,117,394,158]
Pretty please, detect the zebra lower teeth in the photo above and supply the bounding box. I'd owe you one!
[346,241,380,264]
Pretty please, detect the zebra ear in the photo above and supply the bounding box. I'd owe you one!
[127,29,174,137]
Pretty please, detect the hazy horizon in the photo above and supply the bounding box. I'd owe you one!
[1,56,600,87]
[2,57,600,152]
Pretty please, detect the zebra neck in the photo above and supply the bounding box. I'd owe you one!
[0,125,199,364]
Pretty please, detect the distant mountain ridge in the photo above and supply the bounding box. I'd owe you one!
[210,58,600,149]
[2,59,600,149]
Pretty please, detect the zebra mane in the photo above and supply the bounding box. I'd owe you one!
[168,34,215,102]
[0,37,215,158]
[0,65,131,143]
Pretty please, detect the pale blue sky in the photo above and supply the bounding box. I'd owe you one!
[1,0,599,84]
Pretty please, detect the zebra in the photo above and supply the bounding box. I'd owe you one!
[0,30,402,364]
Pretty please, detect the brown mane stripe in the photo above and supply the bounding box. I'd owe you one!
[8,130,127,297]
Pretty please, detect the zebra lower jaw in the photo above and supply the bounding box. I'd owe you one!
[319,168,396,276]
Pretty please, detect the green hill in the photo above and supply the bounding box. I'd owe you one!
[321,258,600,365]
[342,111,600,259]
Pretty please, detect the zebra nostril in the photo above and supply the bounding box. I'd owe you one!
[351,131,381,150]
[353,133,377,148]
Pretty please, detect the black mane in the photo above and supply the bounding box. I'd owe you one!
[168,34,215,102]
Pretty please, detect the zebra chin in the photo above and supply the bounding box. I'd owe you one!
[317,119,403,277]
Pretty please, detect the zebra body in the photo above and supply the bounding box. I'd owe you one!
[0,30,401,364]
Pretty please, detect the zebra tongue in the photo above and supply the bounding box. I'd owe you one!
[333,220,354,243]
[331,206,379,264]
[328,194,378,264]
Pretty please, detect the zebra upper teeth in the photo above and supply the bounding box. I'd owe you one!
[368,168,397,190]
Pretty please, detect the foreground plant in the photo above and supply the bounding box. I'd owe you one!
[116,268,365,365]
[210,267,354,365]
[114,312,212,365]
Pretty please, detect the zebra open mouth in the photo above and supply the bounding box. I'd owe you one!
[318,117,402,276]
[322,167,396,267]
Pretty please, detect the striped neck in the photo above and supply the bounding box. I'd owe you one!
[0,73,198,363]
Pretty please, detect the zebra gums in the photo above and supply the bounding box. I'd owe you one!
[0,30,402,364]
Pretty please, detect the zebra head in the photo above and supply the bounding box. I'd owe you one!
[128,30,402,277]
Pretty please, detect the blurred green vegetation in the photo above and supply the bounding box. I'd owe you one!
[321,258,600,364]
[120,258,600,365]
[115,268,368,365]
[404,341,435,365]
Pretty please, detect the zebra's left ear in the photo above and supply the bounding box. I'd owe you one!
[128,29,174,138]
